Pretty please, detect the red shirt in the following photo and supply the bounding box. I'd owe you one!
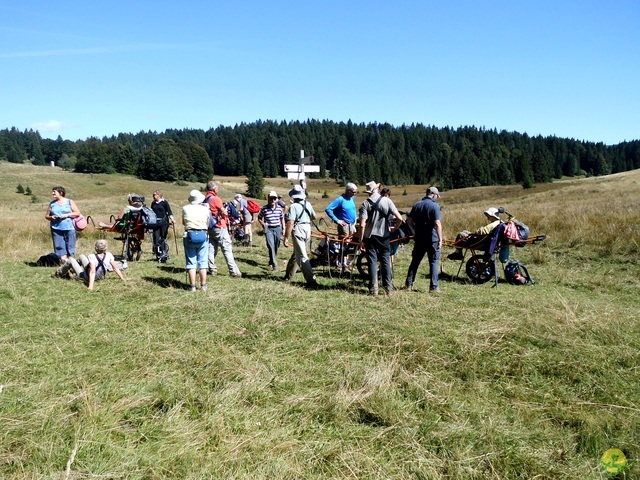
[204,191,228,229]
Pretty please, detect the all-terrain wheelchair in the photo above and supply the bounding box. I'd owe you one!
[443,208,546,285]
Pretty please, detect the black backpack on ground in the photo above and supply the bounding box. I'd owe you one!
[37,252,59,267]
[504,259,533,285]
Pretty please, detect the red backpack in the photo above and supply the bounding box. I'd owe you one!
[246,199,260,214]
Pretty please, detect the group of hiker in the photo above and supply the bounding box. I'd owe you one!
[46,180,506,294]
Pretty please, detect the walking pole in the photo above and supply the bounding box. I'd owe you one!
[171,222,179,256]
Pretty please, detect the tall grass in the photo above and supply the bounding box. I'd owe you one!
[0,163,638,479]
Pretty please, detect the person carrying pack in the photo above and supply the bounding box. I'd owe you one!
[283,185,319,288]
[358,181,404,296]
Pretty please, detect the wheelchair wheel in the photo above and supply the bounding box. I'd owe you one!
[318,217,330,232]
[127,237,142,261]
[356,254,382,281]
[465,255,495,284]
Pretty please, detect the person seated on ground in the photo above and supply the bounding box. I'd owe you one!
[98,193,144,229]
[448,207,502,260]
[52,239,126,290]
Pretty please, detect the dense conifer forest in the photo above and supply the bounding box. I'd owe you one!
[1,120,638,189]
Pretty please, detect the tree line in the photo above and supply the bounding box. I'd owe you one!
[1,120,638,191]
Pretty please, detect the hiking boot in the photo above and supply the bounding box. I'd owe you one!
[208,269,217,276]
[305,281,320,290]
[447,251,464,261]
[368,289,379,296]
[231,272,242,278]
[430,288,442,294]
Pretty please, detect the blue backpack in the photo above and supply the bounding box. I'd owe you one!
[140,205,158,226]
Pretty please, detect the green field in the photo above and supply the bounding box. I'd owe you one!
[1,163,639,479]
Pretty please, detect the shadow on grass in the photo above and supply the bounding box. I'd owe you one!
[142,276,188,290]
[439,269,470,285]
[157,265,186,274]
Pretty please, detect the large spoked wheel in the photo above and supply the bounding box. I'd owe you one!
[356,254,382,281]
[465,255,495,284]
[356,253,368,278]
[318,218,330,231]
[127,237,142,261]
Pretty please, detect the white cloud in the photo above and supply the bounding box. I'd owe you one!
[28,120,74,133]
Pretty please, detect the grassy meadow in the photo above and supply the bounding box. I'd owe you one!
[1,162,639,479]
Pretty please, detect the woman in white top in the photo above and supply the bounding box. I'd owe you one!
[182,190,210,292]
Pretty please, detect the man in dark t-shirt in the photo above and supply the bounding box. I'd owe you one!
[405,186,443,293]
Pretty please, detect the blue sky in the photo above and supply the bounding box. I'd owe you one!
[1,0,638,144]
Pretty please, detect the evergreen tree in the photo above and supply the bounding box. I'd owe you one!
[58,153,75,171]
[246,158,264,198]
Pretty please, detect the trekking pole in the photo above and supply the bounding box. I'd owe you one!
[171,222,179,255]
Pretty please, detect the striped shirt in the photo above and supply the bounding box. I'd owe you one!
[258,203,284,227]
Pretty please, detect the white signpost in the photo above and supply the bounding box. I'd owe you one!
[284,150,319,180]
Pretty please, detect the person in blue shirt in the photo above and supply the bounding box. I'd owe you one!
[325,183,358,239]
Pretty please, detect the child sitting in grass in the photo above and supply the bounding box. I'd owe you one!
[52,239,126,290]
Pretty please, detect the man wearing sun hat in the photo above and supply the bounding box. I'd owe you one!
[405,186,443,293]
[358,181,404,296]
[283,184,319,288]
[258,191,286,271]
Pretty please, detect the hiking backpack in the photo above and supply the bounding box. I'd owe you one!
[513,220,530,242]
[140,205,158,226]
[504,259,533,285]
[225,201,240,221]
[246,199,260,214]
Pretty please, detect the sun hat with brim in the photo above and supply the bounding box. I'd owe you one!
[268,191,278,198]
[484,207,500,220]
[365,181,380,194]
[288,185,306,200]
[189,190,205,204]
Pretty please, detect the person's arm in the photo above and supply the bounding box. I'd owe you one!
[110,260,126,282]
[87,263,97,290]
[257,209,266,229]
[325,197,342,224]
[165,201,175,224]
[45,204,54,221]
[358,216,367,249]
[283,219,294,248]
[435,219,443,250]
[389,210,403,233]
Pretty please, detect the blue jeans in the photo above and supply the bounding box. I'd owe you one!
[51,228,76,258]
[264,225,282,267]
[405,240,440,290]
[183,236,209,270]
[364,235,392,294]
